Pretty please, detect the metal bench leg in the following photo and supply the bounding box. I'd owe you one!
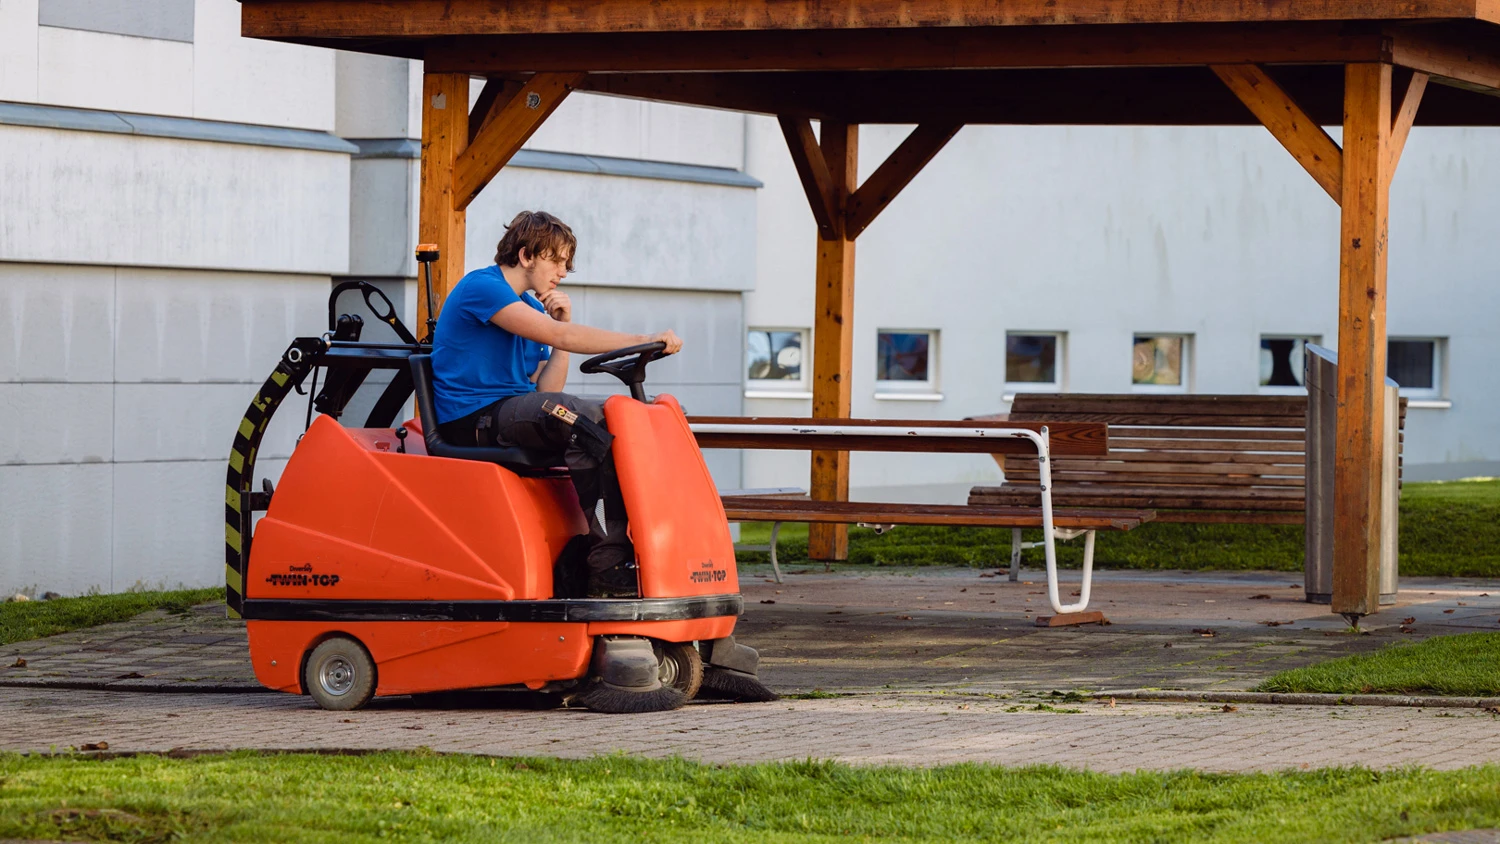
[1010,528,1022,582]
[769,521,783,584]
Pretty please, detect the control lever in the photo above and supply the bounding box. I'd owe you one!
[416,244,440,344]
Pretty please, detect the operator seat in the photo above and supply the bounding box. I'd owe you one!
[408,354,562,477]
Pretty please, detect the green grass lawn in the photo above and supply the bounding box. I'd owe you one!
[0,588,223,647]
[736,478,1500,577]
[1257,632,1500,696]
[2,752,1499,843]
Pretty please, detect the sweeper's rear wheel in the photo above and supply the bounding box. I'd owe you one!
[304,636,376,711]
[656,642,704,699]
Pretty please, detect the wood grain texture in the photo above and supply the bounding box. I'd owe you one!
[1388,71,1430,178]
[575,66,1500,126]
[418,72,468,328]
[1333,62,1393,618]
[721,498,1154,530]
[241,0,1489,39]
[452,72,583,210]
[1389,24,1500,93]
[423,23,1392,73]
[845,122,962,239]
[468,77,523,145]
[778,116,839,239]
[1036,611,1107,627]
[1211,64,1343,203]
[808,121,859,562]
[693,425,1108,455]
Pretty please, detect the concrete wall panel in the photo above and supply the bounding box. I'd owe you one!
[0,383,112,465]
[111,459,224,590]
[0,126,350,274]
[40,0,195,43]
[114,383,302,464]
[191,0,335,131]
[37,26,193,117]
[0,0,39,103]
[467,169,756,292]
[523,93,744,171]
[113,269,329,384]
[348,157,418,278]
[335,51,416,139]
[0,463,113,595]
[0,263,115,383]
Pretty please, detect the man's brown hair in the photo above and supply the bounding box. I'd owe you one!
[494,211,577,271]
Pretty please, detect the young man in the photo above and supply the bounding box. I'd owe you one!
[430,211,682,597]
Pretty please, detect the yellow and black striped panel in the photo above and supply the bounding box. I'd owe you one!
[224,338,324,618]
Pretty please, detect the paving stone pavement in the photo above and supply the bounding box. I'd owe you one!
[2,568,1499,773]
[2,687,1498,773]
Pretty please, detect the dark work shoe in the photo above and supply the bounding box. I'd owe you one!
[587,564,640,599]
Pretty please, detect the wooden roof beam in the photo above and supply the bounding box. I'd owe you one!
[452,72,584,211]
[845,123,963,239]
[1211,64,1343,203]
[423,23,1392,75]
[1388,25,1500,94]
[240,0,1497,40]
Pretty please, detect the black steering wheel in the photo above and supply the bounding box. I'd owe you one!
[580,342,670,402]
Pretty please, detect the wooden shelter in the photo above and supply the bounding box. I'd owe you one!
[240,0,1500,619]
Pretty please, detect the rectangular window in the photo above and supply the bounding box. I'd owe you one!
[1006,332,1063,390]
[1132,334,1189,391]
[875,330,940,399]
[745,328,808,397]
[1388,338,1443,399]
[1259,336,1319,390]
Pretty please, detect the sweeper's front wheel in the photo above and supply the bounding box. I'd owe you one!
[656,641,704,699]
[304,636,376,711]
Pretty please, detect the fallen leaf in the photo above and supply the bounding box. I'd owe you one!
[759,600,776,604]
[1192,628,1218,638]
[1220,704,1238,713]
[1401,617,1416,625]
[79,741,109,751]
[1249,594,1272,600]
[401,725,424,731]
[1259,620,1293,627]
[1399,626,1415,634]
[1107,698,1117,708]
[1482,593,1491,597]
[1070,591,1081,597]
[826,610,843,615]
[9,658,25,668]
[165,713,179,718]
[341,719,356,723]
[114,672,144,680]
[1162,642,1173,648]
[979,573,997,578]
[1444,609,1456,614]
[898,615,914,620]
[1459,602,1469,607]
[960,588,968,593]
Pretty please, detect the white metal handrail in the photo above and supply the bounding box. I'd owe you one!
[695,422,1094,614]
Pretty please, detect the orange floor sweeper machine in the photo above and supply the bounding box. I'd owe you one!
[223,273,774,713]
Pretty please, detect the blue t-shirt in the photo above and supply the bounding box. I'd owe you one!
[430,265,551,423]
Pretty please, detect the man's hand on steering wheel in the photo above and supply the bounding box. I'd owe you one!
[649,329,683,354]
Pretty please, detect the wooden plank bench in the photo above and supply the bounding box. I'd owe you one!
[967,394,1406,579]
[689,416,1156,616]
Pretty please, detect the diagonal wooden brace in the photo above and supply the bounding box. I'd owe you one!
[1211,64,1343,204]
[453,72,585,211]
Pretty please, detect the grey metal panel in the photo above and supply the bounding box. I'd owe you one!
[350,138,421,160]
[40,0,195,43]
[0,102,358,154]
[511,149,762,189]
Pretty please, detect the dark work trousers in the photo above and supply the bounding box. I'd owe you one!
[438,392,634,575]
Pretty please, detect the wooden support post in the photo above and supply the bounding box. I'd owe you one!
[418,72,469,329]
[1332,63,1393,620]
[808,121,858,562]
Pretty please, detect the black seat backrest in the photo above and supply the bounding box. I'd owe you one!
[408,354,560,475]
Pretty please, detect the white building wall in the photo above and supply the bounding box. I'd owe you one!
[742,118,1500,497]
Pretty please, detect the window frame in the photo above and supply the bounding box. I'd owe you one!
[744,326,811,399]
[1387,336,1446,402]
[874,328,941,400]
[1257,334,1322,395]
[1130,333,1192,394]
[1003,330,1066,395]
